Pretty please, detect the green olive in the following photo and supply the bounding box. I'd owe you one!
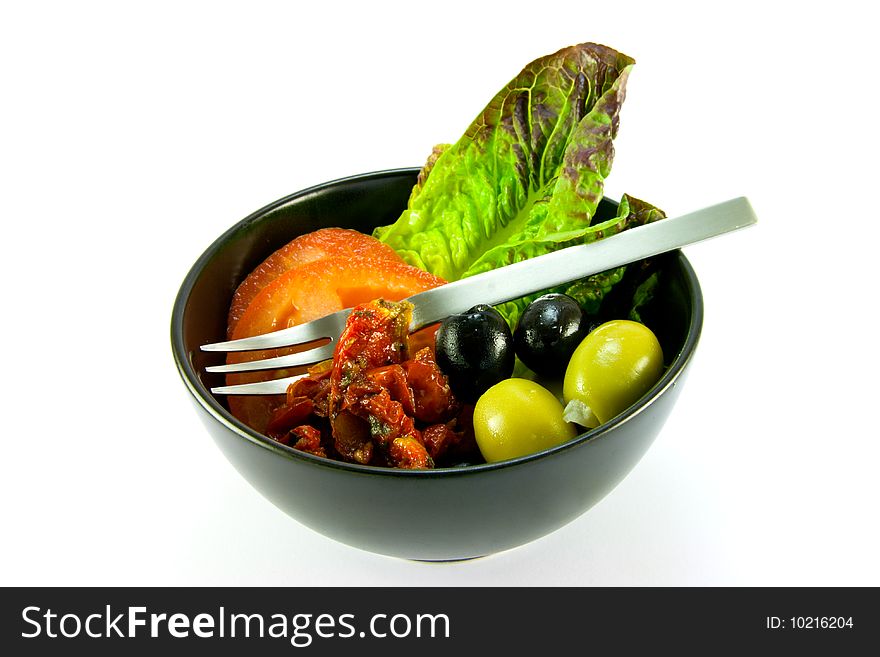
[563,320,664,425]
[473,378,577,462]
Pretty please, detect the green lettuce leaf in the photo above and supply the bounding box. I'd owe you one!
[374,43,636,282]
[494,193,667,327]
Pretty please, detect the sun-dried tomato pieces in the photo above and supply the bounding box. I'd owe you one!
[327,299,434,469]
[404,347,459,423]
[289,425,326,458]
[331,410,373,464]
[366,365,416,416]
[389,435,434,470]
[264,299,471,469]
[423,408,478,461]
[288,367,332,418]
[265,396,314,441]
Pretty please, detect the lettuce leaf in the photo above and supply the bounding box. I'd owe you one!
[493,194,666,327]
[374,43,636,282]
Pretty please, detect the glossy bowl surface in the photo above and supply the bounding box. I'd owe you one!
[171,168,703,561]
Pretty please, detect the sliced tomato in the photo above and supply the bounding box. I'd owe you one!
[226,255,445,434]
[227,228,403,337]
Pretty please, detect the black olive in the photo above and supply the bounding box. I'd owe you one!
[513,293,588,376]
[435,304,515,403]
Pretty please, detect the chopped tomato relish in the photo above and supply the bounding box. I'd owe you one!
[265,299,476,469]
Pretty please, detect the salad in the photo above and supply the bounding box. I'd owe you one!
[224,42,669,468]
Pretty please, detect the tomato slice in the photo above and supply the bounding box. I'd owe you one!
[227,228,403,337]
[226,255,445,434]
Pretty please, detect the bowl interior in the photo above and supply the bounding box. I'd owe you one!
[173,167,700,469]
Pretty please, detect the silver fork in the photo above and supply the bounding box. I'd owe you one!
[202,197,757,395]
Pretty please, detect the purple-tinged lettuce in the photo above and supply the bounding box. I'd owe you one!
[375,43,636,282]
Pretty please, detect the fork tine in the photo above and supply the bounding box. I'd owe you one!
[210,373,308,396]
[205,343,336,374]
[201,308,350,352]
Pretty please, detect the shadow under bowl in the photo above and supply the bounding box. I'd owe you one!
[171,168,703,561]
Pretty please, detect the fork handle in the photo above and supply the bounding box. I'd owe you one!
[407,196,756,329]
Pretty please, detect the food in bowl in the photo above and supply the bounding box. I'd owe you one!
[563,319,665,428]
[224,229,446,433]
[221,41,674,468]
[263,297,477,469]
[474,378,577,463]
[513,293,590,377]
[434,304,516,404]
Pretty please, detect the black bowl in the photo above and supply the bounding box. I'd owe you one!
[171,168,703,561]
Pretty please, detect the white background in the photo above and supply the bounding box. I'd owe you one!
[2,0,877,586]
